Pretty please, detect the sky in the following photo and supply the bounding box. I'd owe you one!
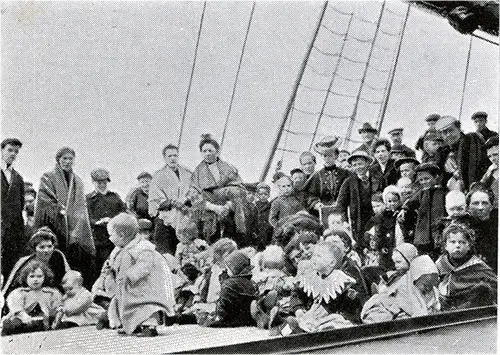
[2,1,498,197]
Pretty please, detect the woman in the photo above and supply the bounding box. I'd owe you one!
[34,147,95,287]
[190,134,256,245]
[369,138,399,187]
[2,227,70,302]
[127,171,152,221]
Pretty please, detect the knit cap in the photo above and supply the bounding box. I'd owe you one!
[409,255,438,282]
[393,243,418,265]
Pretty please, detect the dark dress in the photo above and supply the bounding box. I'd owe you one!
[303,165,351,211]
[369,159,399,187]
[255,200,273,251]
[128,188,151,221]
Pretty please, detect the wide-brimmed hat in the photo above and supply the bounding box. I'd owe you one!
[394,157,420,169]
[388,127,403,135]
[358,122,378,134]
[313,136,341,155]
[91,168,111,182]
[346,150,374,165]
[471,111,487,121]
[425,113,441,123]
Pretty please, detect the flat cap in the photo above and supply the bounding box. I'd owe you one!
[415,162,441,176]
[471,111,488,120]
[425,113,441,123]
[423,128,444,142]
[91,168,111,182]
[1,138,23,149]
[434,116,459,131]
[388,128,403,135]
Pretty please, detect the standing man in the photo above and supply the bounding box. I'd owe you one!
[299,151,317,178]
[434,116,489,191]
[1,138,25,278]
[471,111,497,142]
[387,127,416,158]
[149,144,192,255]
[416,113,441,152]
[303,136,351,213]
[353,122,378,155]
[86,168,126,273]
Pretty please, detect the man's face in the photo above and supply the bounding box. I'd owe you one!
[416,171,435,189]
[2,144,20,165]
[300,155,316,175]
[439,124,461,146]
[360,131,375,143]
[93,180,108,192]
[374,145,390,165]
[390,132,403,145]
[473,118,487,131]
[164,148,179,168]
[351,158,369,176]
[468,191,493,221]
[487,146,498,166]
[399,163,416,180]
[24,194,36,212]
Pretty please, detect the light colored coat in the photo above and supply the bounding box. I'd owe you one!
[148,165,192,228]
[107,237,175,334]
[61,287,105,325]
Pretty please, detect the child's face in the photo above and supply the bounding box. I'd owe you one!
[178,233,194,245]
[62,275,79,295]
[327,214,344,230]
[446,201,466,218]
[399,163,416,180]
[291,172,306,189]
[107,225,130,247]
[256,188,270,203]
[423,140,440,154]
[277,179,293,196]
[385,193,400,211]
[324,235,348,256]
[310,245,340,276]
[374,145,390,165]
[398,182,414,201]
[27,268,45,290]
[414,273,438,295]
[392,251,410,271]
[416,171,435,189]
[289,242,313,267]
[372,201,385,215]
[445,232,471,259]
[351,158,369,176]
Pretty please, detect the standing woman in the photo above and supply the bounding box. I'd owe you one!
[34,147,95,287]
[191,134,255,245]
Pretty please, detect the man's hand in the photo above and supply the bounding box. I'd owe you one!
[314,202,324,211]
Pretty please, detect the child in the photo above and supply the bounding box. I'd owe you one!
[254,182,274,251]
[398,163,447,258]
[53,270,105,329]
[1,260,62,335]
[324,212,352,237]
[200,250,258,327]
[361,255,440,324]
[421,129,446,169]
[397,177,416,204]
[324,229,361,267]
[175,222,209,270]
[91,246,120,311]
[269,175,306,229]
[283,231,319,275]
[106,213,175,337]
[376,242,418,294]
[436,223,497,310]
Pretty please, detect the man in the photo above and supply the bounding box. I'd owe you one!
[303,136,351,213]
[336,149,350,169]
[1,138,25,278]
[471,111,497,142]
[299,151,317,178]
[480,136,498,205]
[394,157,420,185]
[416,113,441,151]
[86,168,126,272]
[353,123,378,155]
[387,128,416,158]
[435,116,489,190]
[149,144,192,255]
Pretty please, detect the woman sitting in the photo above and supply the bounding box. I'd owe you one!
[2,227,70,302]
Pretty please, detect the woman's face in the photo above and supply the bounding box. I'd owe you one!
[468,192,493,221]
[445,232,471,259]
[107,225,129,247]
[139,177,151,192]
[374,145,390,165]
[35,240,55,262]
[27,268,45,290]
[202,143,219,164]
[58,153,74,171]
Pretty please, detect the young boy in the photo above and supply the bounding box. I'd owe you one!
[269,175,306,229]
[254,183,274,251]
[398,163,447,259]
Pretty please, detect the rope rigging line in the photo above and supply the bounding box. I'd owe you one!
[368,63,391,72]
[309,14,354,149]
[379,28,401,36]
[177,1,207,147]
[307,63,333,77]
[329,90,357,98]
[283,128,314,136]
[348,35,376,43]
[342,55,367,64]
[359,97,383,104]
[363,82,387,91]
[220,1,256,149]
[385,7,405,17]
[299,83,328,93]
[329,6,351,16]
[335,71,363,82]
[322,112,352,120]
[280,102,296,161]
[321,24,345,37]
[458,35,473,121]
[293,107,322,116]
[313,45,340,57]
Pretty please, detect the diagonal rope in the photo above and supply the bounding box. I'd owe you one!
[458,35,473,121]
[220,2,256,149]
[177,1,207,147]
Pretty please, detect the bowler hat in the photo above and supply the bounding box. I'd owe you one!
[434,116,459,131]
[415,162,441,176]
[425,113,441,123]
[358,122,378,134]
[1,138,22,149]
[471,111,488,120]
[388,127,403,135]
[394,157,420,169]
[347,150,374,165]
[313,136,341,155]
[91,168,111,182]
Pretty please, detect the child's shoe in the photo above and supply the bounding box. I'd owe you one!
[135,326,158,337]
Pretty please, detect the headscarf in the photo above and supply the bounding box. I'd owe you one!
[393,243,418,266]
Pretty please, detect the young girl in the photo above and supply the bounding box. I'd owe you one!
[106,213,176,337]
[436,223,497,311]
[376,243,418,294]
[2,260,62,335]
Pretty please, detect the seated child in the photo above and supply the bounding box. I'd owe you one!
[324,228,362,267]
[433,191,468,247]
[106,213,176,337]
[279,242,360,335]
[436,223,497,311]
[53,270,105,329]
[269,175,306,229]
[361,255,440,324]
[200,250,258,327]
[283,231,319,275]
[323,212,354,242]
[376,242,418,294]
[1,260,62,335]
[175,222,209,270]
[250,245,294,329]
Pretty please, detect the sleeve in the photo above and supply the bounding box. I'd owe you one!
[63,290,93,315]
[34,173,61,228]
[402,190,420,213]
[304,174,321,210]
[114,193,127,214]
[212,280,239,326]
[5,288,26,314]
[334,178,350,219]
[148,175,170,218]
[268,199,280,228]
[125,250,154,284]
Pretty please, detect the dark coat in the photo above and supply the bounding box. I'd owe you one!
[452,132,489,190]
[401,185,447,248]
[86,191,126,246]
[477,127,498,142]
[303,166,351,209]
[368,209,399,270]
[335,174,376,247]
[128,188,150,220]
[470,213,498,273]
[254,201,273,251]
[268,193,306,228]
[1,169,26,278]
[369,159,399,188]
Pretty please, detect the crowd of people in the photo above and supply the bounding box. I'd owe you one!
[0,111,497,338]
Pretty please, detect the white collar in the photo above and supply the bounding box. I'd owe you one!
[1,161,13,171]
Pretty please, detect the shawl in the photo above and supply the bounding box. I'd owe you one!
[191,158,242,191]
[34,164,95,256]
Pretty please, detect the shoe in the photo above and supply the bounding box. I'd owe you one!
[250,300,269,329]
[135,326,158,337]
